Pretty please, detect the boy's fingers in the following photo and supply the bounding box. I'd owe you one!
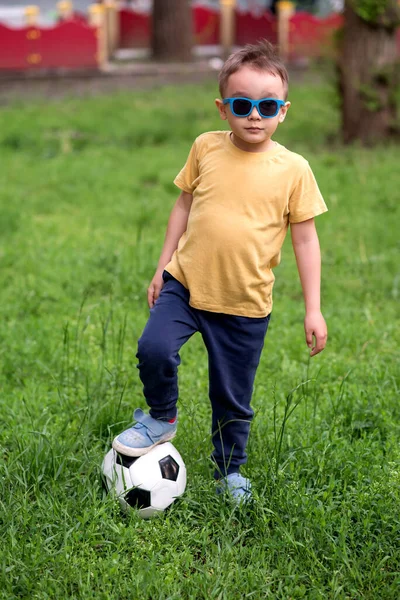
[310,332,327,356]
[147,286,155,308]
[147,276,164,309]
[148,284,163,308]
[305,329,313,348]
[153,285,161,302]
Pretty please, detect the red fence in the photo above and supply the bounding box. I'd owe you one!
[119,7,400,60]
[289,12,344,59]
[0,19,98,71]
[118,7,222,48]
[195,6,220,46]
[119,7,339,58]
[235,11,277,46]
[1,6,399,72]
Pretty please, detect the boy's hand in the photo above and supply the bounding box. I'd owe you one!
[147,270,164,308]
[304,311,327,356]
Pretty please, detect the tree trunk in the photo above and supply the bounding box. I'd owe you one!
[338,0,399,145]
[152,0,193,62]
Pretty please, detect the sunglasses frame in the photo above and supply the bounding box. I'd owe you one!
[223,97,286,119]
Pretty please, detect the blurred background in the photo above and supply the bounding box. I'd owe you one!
[1,0,399,146]
[0,0,342,25]
[0,0,345,69]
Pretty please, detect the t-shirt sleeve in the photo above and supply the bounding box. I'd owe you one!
[174,139,199,194]
[289,161,328,223]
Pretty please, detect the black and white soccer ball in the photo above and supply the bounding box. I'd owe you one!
[102,442,187,518]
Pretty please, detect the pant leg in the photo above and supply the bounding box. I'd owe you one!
[199,311,270,477]
[136,272,199,420]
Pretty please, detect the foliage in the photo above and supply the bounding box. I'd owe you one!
[0,77,399,598]
[351,0,400,27]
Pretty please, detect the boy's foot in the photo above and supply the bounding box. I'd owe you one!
[112,408,177,457]
[216,473,252,504]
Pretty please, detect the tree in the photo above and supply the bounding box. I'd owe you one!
[338,0,400,145]
[152,0,193,62]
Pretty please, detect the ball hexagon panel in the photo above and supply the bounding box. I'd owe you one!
[138,506,163,519]
[151,482,181,511]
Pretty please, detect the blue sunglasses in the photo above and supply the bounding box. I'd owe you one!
[223,97,285,118]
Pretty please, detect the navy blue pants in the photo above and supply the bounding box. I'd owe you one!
[136,271,270,476]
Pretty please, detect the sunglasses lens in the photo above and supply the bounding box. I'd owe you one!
[232,98,252,116]
[259,100,279,117]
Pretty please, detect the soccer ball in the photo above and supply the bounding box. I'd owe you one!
[102,442,187,518]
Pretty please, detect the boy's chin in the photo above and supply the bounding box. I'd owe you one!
[231,131,275,152]
[236,130,266,141]
[235,131,268,144]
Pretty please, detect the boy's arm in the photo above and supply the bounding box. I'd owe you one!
[147,190,193,308]
[290,218,327,356]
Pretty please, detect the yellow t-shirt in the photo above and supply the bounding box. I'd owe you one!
[165,131,327,318]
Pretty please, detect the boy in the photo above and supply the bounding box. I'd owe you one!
[113,41,328,502]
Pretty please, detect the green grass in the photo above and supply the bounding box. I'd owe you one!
[0,76,399,599]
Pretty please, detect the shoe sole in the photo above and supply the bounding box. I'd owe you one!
[112,430,177,457]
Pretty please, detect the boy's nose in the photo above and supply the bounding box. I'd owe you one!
[248,106,261,120]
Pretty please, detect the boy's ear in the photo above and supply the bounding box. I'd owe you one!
[279,101,291,123]
[215,98,227,120]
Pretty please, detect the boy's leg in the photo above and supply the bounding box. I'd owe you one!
[199,312,270,478]
[137,272,198,419]
[112,272,198,456]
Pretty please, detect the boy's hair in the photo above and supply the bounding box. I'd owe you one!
[218,40,289,100]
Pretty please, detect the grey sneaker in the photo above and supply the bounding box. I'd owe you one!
[216,473,252,504]
[112,408,177,457]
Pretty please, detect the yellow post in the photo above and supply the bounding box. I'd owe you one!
[88,3,107,66]
[105,1,120,57]
[220,0,236,60]
[277,1,295,62]
[57,1,74,20]
[24,5,40,26]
